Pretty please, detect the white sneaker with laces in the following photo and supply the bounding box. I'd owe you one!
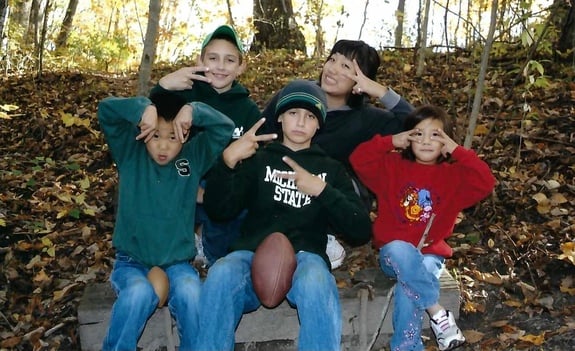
[430,310,466,351]
[326,234,346,269]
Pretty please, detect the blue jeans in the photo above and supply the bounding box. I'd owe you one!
[102,252,201,351]
[378,240,445,351]
[196,204,246,266]
[194,250,341,351]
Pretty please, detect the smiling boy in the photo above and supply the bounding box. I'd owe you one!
[149,24,263,266]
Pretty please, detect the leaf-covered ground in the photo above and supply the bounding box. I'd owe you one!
[1,49,574,350]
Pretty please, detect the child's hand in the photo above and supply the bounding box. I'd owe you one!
[158,66,211,90]
[344,59,389,98]
[222,118,277,169]
[278,156,326,197]
[173,104,194,143]
[431,128,459,157]
[392,129,419,149]
[137,105,158,143]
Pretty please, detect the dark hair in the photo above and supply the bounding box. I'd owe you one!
[319,40,381,108]
[149,91,187,122]
[401,105,454,164]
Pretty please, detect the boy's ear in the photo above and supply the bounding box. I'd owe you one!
[195,54,203,66]
[277,115,283,123]
[237,60,247,75]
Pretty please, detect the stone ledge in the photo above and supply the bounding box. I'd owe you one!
[78,269,460,350]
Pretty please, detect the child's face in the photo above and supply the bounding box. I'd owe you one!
[278,108,320,151]
[320,53,357,97]
[410,118,444,165]
[200,39,245,93]
[145,119,183,166]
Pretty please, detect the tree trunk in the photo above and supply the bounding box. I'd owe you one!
[394,0,405,47]
[554,0,575,54]
[415,0,431,77]
[251,0,306,53]
[26,0,39,48]
[54,0,78,53]
[358,0,369,40]
[311,0,325,58]
[464,0,498,149]
[37,0,50,76]
[0,0,8,42]
[137,0,161,96]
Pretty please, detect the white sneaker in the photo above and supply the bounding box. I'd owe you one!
[326,234,345,269]
[430,310,466,351]
[194,233,207,266]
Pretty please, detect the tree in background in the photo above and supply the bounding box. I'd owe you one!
[54,0,79,53]
[553,0,575,55]
[137,0,161,96]
[251,0,306,53]
[394,0,406,47]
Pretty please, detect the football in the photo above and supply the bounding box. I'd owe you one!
[251,232,297,308]
[148,266,169,307]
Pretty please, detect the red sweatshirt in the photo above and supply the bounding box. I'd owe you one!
[350,135,496,257]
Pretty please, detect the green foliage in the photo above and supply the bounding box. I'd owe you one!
[66,31,134,71]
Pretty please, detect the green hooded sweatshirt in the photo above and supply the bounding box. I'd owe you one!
[98,96,234,267]
[203,142,372,268]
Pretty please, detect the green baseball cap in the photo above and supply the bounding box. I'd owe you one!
[201,25,244,53]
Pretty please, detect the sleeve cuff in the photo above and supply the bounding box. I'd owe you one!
[379,88,401,109]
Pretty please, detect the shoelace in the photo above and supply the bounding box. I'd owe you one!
[435,314,451,333]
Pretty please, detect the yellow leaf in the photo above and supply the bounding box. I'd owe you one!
[46,246,56,257]
[474,124,489,135]
[41,237,53,247]
[1,104,19,111]
[56,209,68,219]
[531,192,548,204]
[60,111,75,127]
[518,332,545,345]
[550,192,567,205]
[83,208,96,216]
[74,193,86,205]
[56,192,73,203]
[0,111,12,119]
[79,177,90,189]
[0,218,5,226]
[557,242,575,265]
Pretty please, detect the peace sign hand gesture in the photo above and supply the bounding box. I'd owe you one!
[344,59,389,98]
[276,156,326,197]
[222,118,278,169]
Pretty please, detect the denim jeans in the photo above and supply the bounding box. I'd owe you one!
[378,240,445,351]
[102,252,201,351]
[196,204,246,266]
[194,250,341,351]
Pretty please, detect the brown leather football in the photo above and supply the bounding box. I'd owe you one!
[251,232,297,308]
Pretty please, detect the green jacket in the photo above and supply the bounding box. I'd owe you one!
[98,96,234,267]
[150,80,261,141]
[203,142,372,268]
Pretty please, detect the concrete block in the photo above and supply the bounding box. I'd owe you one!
[78,269,460,350]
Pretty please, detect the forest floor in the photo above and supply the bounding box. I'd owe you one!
[0,49,574,351]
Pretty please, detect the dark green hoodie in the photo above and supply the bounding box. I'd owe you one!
[150,80,261,141]
[203,142,372,268]
[98,97,234,267]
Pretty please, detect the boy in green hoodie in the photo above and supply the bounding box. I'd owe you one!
[98,91,234,351]
[195,80,372,350]
[149,24,263,266]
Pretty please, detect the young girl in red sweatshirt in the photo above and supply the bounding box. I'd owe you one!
[350,105,495,351]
